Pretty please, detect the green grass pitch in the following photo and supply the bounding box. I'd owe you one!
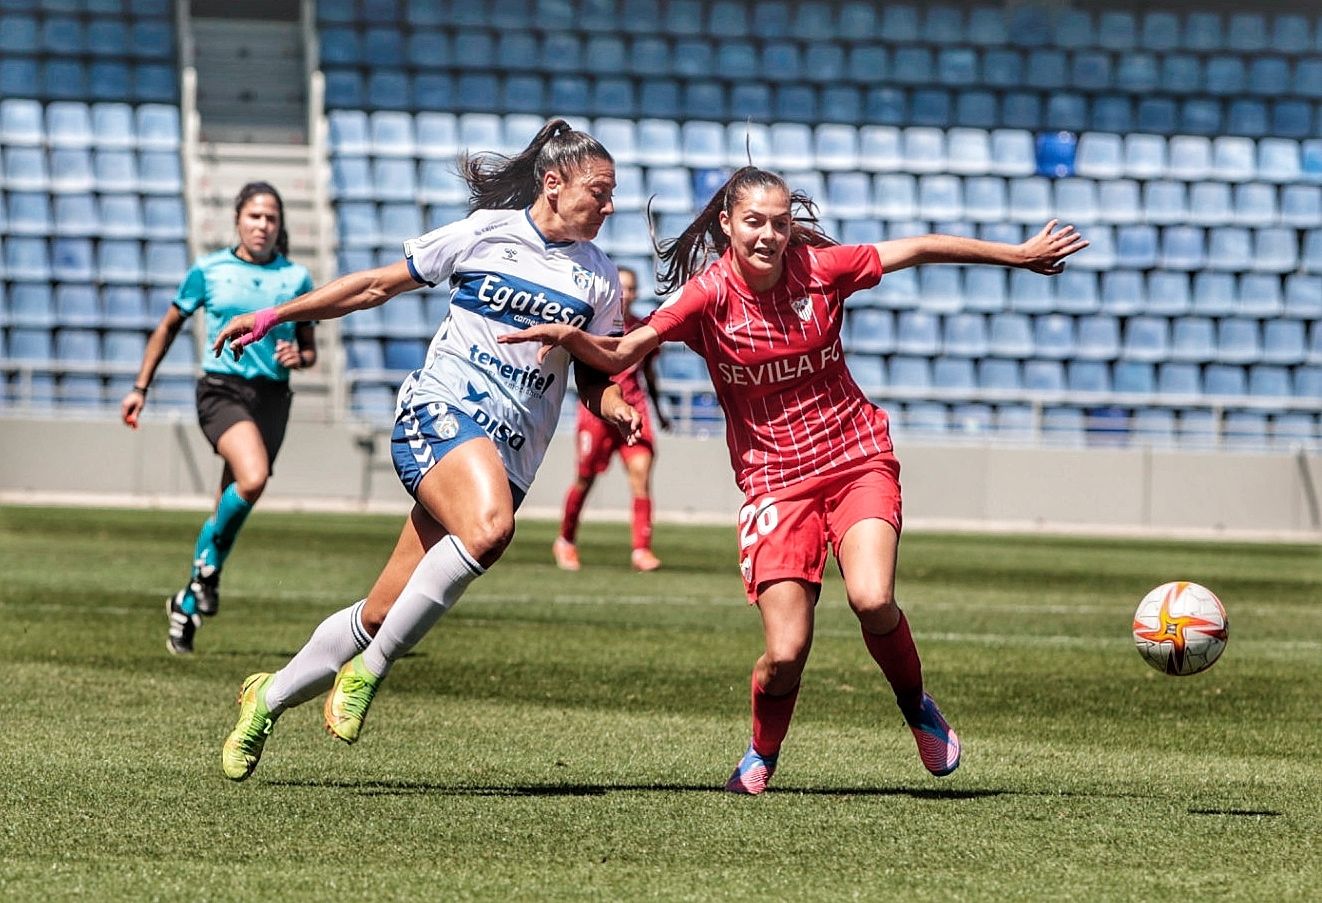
[2,504,1320,900]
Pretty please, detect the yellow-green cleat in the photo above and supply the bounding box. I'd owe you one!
[222,673,276,781]
[324,654,382,744]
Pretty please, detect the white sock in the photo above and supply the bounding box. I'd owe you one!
[361,535,484,678]
[265,599,371,714]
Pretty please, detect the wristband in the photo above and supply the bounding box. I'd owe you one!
[235,306,281,349]
[132,385,149,396]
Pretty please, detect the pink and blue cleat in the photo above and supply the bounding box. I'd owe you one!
[724,742,778,794]
[906,693,961,777]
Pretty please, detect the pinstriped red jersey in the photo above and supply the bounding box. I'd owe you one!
[647,243,889,496]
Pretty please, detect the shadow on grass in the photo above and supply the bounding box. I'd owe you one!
[1187,807,1281,817]
[261,778,1006,800]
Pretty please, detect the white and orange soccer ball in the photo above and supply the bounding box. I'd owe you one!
[1132,581,1229,676]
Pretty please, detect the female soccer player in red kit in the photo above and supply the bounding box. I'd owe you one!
[554,265,671,572]
[502,166,1089,794]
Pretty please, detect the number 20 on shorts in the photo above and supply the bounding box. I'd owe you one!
[739,497,780,549]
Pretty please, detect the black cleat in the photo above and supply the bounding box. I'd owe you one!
[191,565,221,617]
[166,589,201,655]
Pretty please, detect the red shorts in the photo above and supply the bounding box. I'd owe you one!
[735,454,902,603]
[575,404,655,479]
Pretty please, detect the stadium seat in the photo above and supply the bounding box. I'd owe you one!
[1032,314,1074,360]
[1123,134,1166,180]
[1098,270,1144,316]
[961,267,1007,313]
[1097,180,1140,224]
[1138,98,1178,134]
[872,174,915,221]
[1216,318,1261,365]
[1184,182,1232,227]
[1168,317,1216,363]
[103,287,151,329]
[1260,320,1305,366]
[1190,272,1237,317]
[1157,362,1201,396]
[97,239,142,284]
[1007,177,1050,223]
[1206,227,1252,272]
[1237,274,1282,319]
[1285,275,1322,319]
[917,175,961,222]
[1160,227,1205,271]
[138,151,181,194]
[1254,228,1300,274]
[52,237,95,282]
[634,119,680,168]
[1257,139,1301,183]
[1204,364,1246,397]
[1121,316,1169,362]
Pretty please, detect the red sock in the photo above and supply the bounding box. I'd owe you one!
[631,497,653,551]
[861,612,925,720]
[750,672,800,758]
[560,485,587,544]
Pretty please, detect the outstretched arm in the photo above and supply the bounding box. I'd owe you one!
[212,260,420,359]
[498,324,662,375]
[874,220,1088,275]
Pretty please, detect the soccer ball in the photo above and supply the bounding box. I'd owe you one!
[1132,581,1229,676]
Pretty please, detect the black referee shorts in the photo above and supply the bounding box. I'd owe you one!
[195,373,293,465]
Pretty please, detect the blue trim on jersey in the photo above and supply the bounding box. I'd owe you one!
[405,255,431,286]
[524,207,574,249]
[449,270,595,330]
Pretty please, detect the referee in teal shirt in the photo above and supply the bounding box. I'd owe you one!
[122,182,316,654]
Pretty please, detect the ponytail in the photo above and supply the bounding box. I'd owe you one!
[653,166,836,296]
[234,181,289,258]
[461,118,613,212]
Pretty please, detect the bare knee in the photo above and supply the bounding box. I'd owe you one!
[850,592,901,634]
[458,512,516,568]
[232,473,269,502]
[757,644,810,695]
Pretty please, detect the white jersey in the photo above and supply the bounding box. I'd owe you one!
[399,207,623,491]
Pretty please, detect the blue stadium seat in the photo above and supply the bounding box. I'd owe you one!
[942,312,987,357]
[52,237,95,282]
[1098,270,1144,316]
[1007,268,1052,314]
[87,60,133,104]
[9,283,55,328]
[1142,180,1186,225]
[381,295,427,339]
[1286,276,1322,319]
[1190,272,1236,317]
[5,192,50,236]
[96,194,146,239]
[1067,361,1110,395]
[97,239,142,284]
[1206,227,1252,272]
[1231,183,1275,227]
[1007,177,1050,223]
[1157,362,1201,396]
[383,338,426,371]
[1052,270,1099,315]
[1237,274,1282,318]
[931,358,975,393]
[1112,361,1153,395]
[1074,133,1122,181]
[962,176,1005,222]
[895,311,940,356]
[103,287,151,329]
[1227,12,1268,52]
[1075,314,1119,360]
[916,266,962,314]
[1033,314,1074,360]
[1257,139,1301,183]
[133,64,177,103]
[6,238,51,282]
[138,151,181,194]
[872,174,915,221]
[1115,52,1158,93]
[1253,228,1299,274]
[1217,318,1261,364]
[1169,317,1215,363]
[90,102,135,150]
[842,310,894,355]
[104,329,147,367]
[1260,320,1305,366]
[1114,225,1157,270]
[1023,360,1066,394]
[323,70,364,109]
[917,175,961,222]
[976,359,1019,394]
[961,267,1007,313]
[319,26,360,65]
[1160,227,1206,271]
[987,312,1032,358]
[337,202,379,249]
[1121,316,1169,362]
[1204,364,1246,397]
[888,356,930,391]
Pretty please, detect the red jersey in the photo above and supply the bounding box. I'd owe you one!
[647,243,888,495]
[580,312,651,414]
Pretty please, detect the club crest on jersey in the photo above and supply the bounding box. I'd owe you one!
[790,296,813,322]
[572,265,593,291]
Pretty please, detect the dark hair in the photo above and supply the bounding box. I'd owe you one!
[234,181,289,258]
[460,118,613,213]
[653,166,836,295]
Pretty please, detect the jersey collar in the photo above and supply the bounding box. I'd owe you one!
[523,207,576,250]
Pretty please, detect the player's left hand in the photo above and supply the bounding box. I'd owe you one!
[274,339,302,369]
[602,398,643,445]
[1018,220,1090,275]
[497,324,575,364]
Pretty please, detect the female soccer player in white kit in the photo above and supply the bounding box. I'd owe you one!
[216,120,637,780]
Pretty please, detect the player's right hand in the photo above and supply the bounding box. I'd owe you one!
[497,324,575,364]
[213,312,257,359]
[120,391,144,430]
